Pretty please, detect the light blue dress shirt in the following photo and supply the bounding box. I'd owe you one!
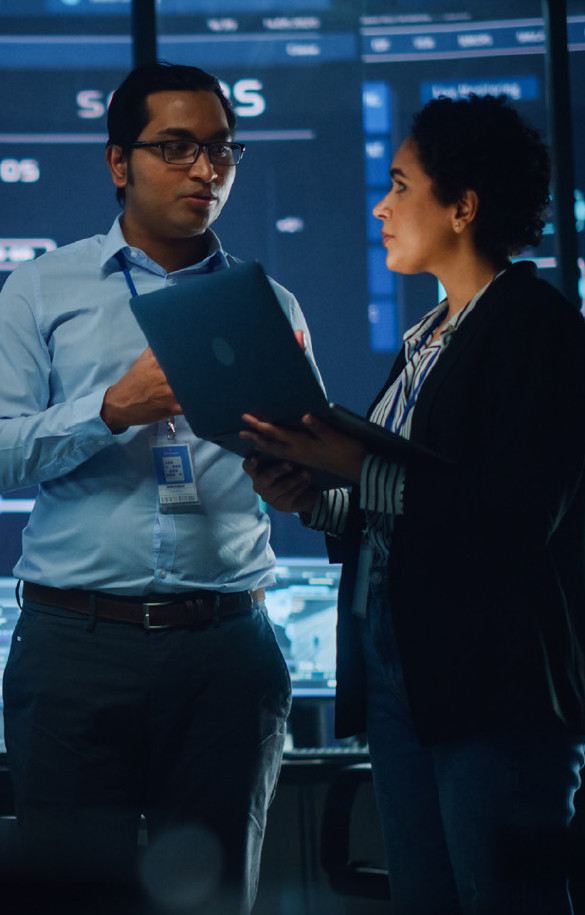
[0,217,319,595]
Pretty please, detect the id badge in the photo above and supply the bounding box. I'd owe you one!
[151,442,200,513]
[351,541,372,618]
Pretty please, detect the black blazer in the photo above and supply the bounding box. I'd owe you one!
[332,262,585,745]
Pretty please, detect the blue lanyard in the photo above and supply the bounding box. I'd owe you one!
[384,307,447,433]
[115,250,176,439]
[115,251,139,298]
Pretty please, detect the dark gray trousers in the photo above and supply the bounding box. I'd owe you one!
[3,598,291,914]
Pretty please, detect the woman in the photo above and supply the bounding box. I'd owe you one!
[241,95,585,914]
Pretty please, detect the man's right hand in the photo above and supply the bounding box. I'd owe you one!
[100,346,183,431]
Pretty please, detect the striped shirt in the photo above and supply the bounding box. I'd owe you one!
[308,275,500,558]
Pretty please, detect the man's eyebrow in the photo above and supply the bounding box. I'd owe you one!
[390,167,406,179]
[153,126,233,140]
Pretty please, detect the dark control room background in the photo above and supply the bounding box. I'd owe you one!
[0,2,583,910]
[0,0,583,722]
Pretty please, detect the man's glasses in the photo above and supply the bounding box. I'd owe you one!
[131,140,246,167]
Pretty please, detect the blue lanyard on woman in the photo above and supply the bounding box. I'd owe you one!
[384,306,447,434]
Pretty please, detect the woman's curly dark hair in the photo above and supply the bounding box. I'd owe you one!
[410,94,551,265]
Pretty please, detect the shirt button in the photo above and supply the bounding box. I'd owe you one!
[370,570,383,585]
[158,569,167,580]
[167,278,176,285]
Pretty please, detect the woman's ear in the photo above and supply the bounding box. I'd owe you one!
[453,189,479,232]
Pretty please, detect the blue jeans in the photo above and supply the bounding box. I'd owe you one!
[361,567,585,915]
[3,597,291,914]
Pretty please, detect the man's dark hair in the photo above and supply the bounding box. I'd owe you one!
[410,94,551,265]
[107,60,236,205]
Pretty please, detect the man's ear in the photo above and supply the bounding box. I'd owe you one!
[106,145,128,190]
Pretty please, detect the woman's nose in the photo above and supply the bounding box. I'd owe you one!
[373,192,391,219]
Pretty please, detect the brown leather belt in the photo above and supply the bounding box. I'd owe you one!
[22,582,265,629]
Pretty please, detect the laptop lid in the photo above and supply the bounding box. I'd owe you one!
[129,260,327,459]
[130,260,447,479]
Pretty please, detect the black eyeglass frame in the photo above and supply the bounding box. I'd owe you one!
[130,140,246,166]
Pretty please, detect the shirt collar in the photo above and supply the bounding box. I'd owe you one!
[403,299,448,354]
[100,215,229,275]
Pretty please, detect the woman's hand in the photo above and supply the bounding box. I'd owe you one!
[240,413,366,485]
[242,455,318,514]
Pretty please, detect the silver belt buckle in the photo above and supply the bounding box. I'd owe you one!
[142,600,173,630]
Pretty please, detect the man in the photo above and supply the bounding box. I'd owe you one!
[0,61,317,913]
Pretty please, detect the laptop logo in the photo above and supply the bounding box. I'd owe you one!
[211,337,235,366]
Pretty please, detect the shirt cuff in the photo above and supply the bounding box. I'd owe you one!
[360,453,405,516]
[72,388,117,447]
[302,488,349,536]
